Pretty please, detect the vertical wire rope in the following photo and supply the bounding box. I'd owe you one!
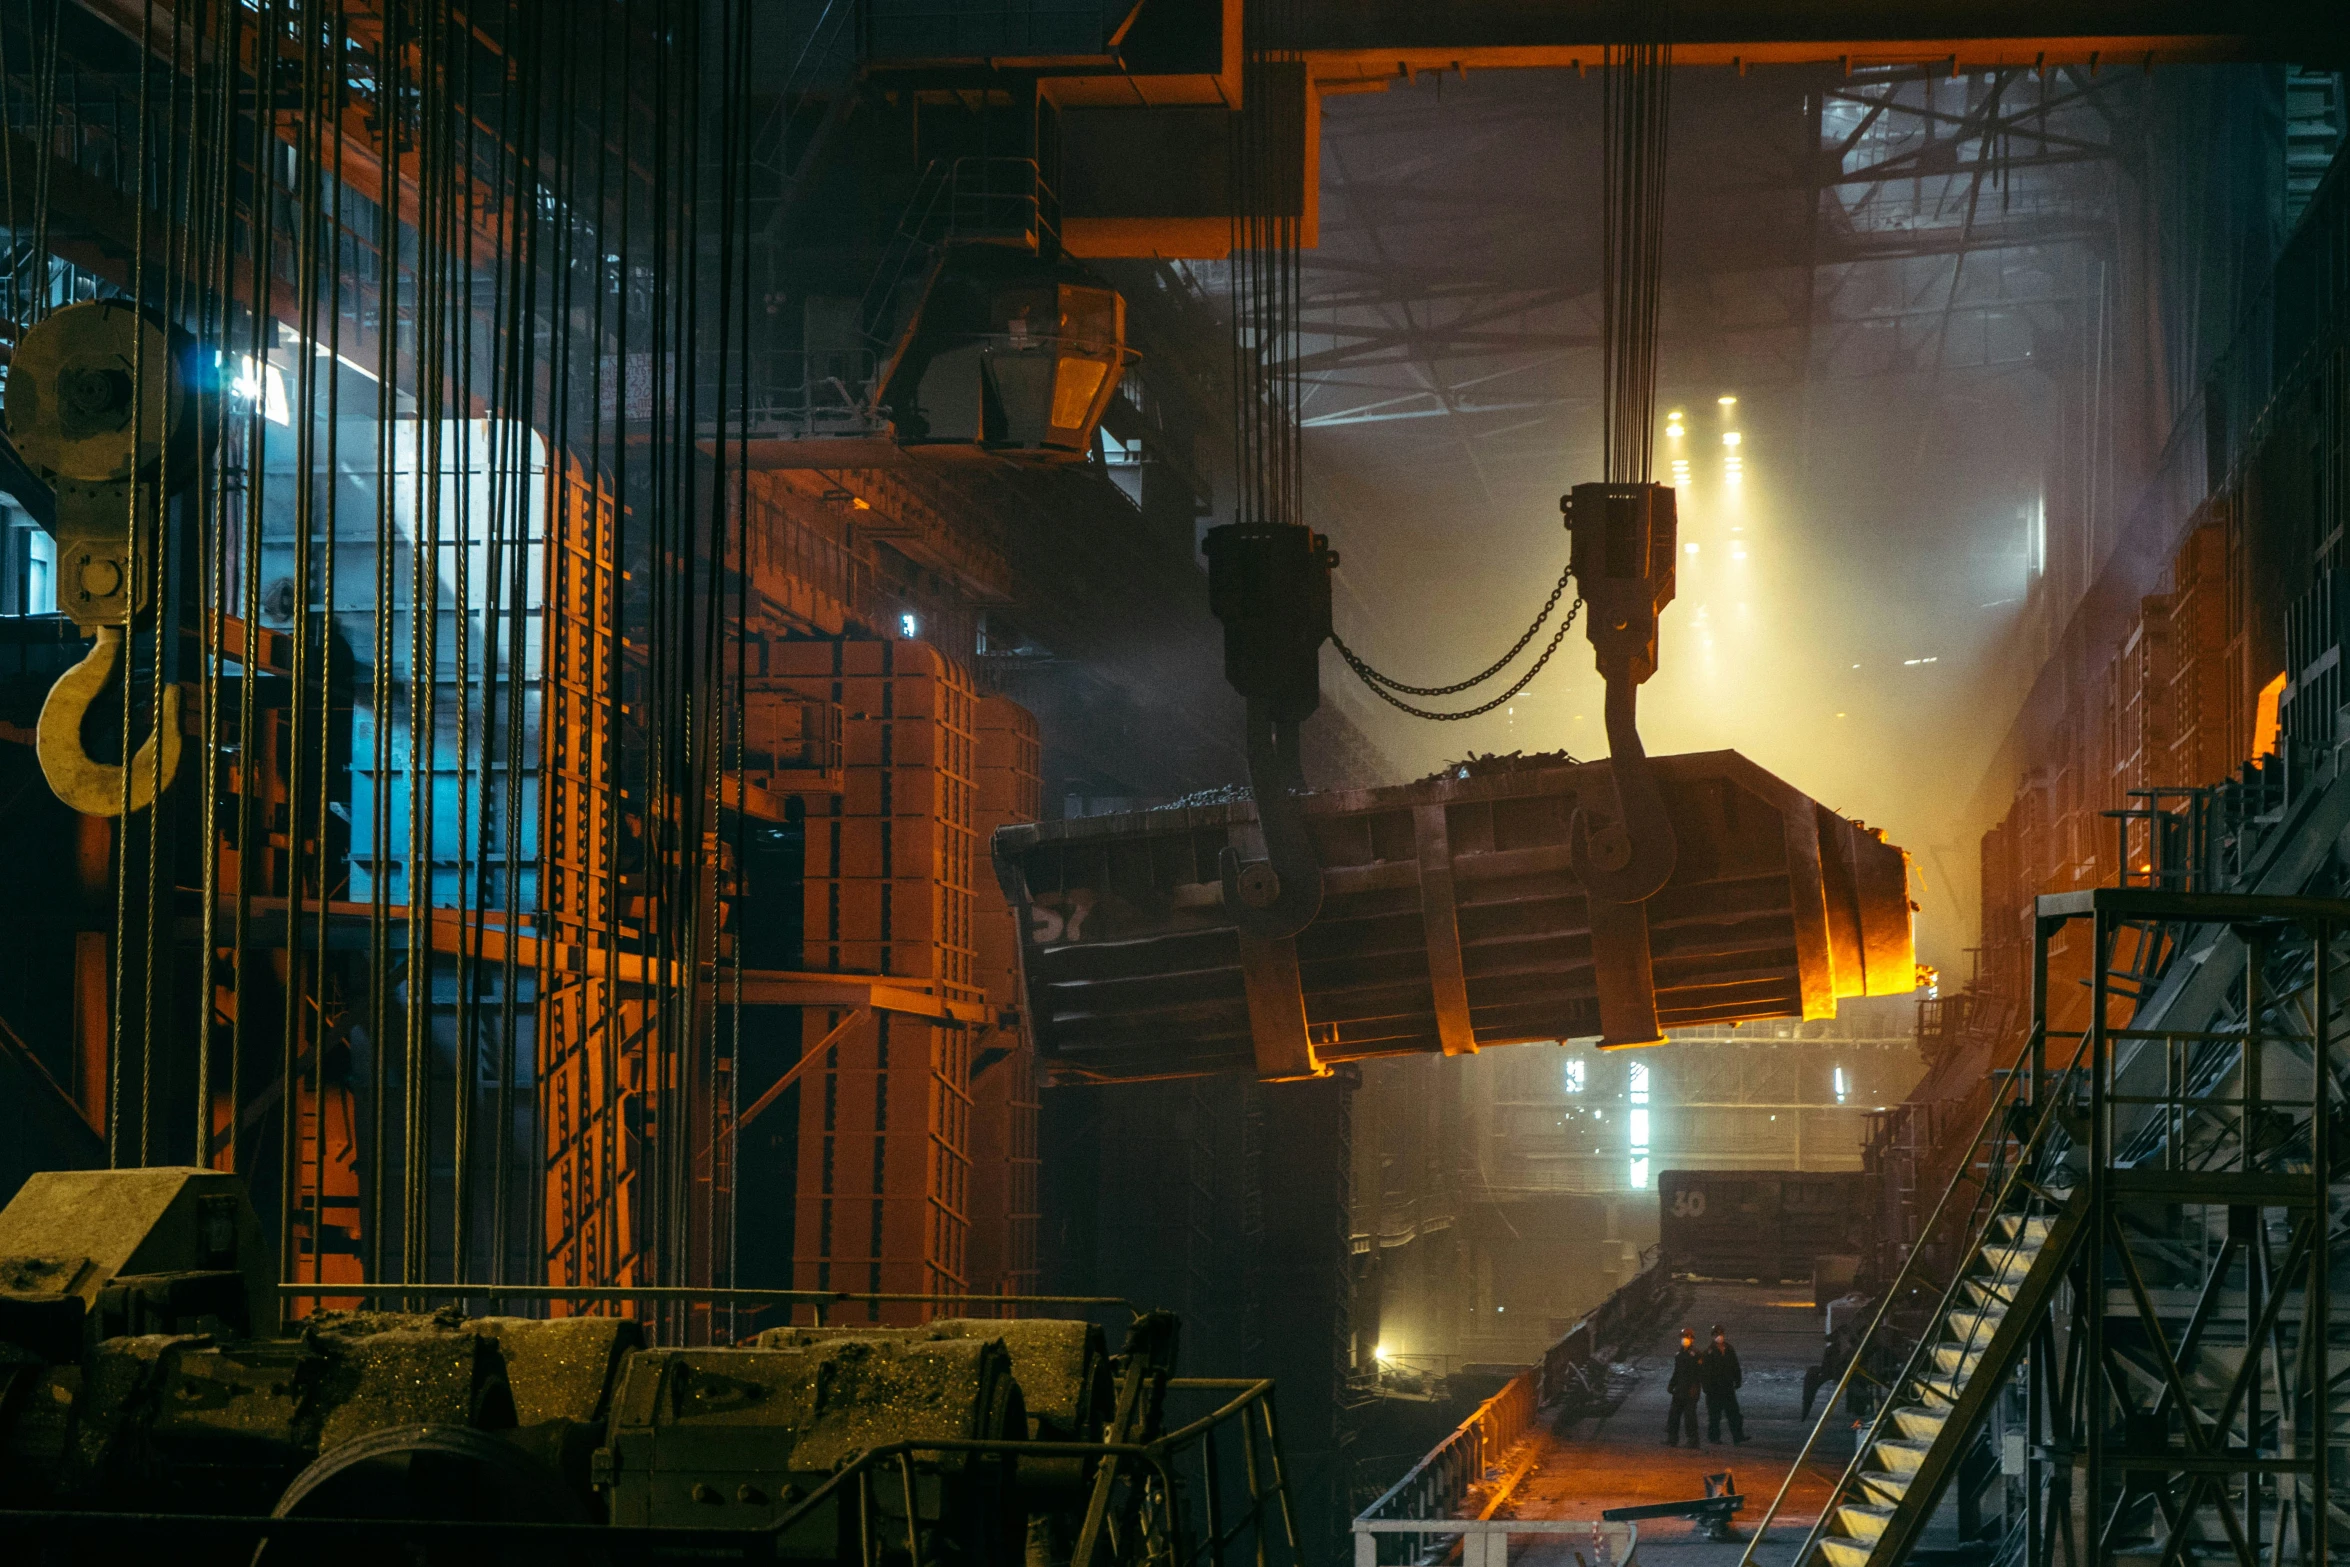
[109,0,157,1166]
[447,0,491,1287]
[726,0,760,1338]
[230,0,279,1225]
[312,0,353,1295]
[366,0,405,1287]
[487,0,540,1293]
[593,0,632,1305]
[279,0,327,1288]
[193,0,236,1166]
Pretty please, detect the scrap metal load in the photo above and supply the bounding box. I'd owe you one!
[993,750,1913,1082]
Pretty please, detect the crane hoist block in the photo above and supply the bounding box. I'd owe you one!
[992,750,1914,1080]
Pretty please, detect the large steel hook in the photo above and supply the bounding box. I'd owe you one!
[3,301,201,817]
[1219,699,1325,942]
[1562,482,1681,907]
[1571,675,1677,904]
[37,625,182,816]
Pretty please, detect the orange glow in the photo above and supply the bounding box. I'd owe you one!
[2252,671,2286,761]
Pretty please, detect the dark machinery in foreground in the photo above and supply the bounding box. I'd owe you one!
[0,1169,1296,1565]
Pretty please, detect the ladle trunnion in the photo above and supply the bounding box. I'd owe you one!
[991,751,1914,1082]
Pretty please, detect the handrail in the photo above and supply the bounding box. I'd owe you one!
[1355,1247,1671,1561]
[277,1280,1144,1320]
[1734,1025,2083,1567]
[761,1377,1296,1567]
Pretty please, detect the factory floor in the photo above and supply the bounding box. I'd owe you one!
[1496,1280,1855,1567]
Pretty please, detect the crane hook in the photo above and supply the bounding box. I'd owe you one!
[37,625,183,817]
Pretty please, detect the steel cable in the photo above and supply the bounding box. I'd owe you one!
[1600,20,1672,484]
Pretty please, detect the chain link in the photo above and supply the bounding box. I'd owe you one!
[1333,597,1582,721]
[1339,562,1574,696]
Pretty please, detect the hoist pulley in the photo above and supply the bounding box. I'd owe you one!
[1202,520,1339,943]
[1,300,199,816]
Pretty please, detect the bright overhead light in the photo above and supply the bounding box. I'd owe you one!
[1665,423,1684,438]
[1718,394,1737,405]
[1685,542,1700,554]
[1722,431,1742,446]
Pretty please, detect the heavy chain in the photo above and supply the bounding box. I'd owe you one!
[1338,562,1574,696]
[1333,597,1582,721]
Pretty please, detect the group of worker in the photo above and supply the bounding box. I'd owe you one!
[1664,1324,1746,1447]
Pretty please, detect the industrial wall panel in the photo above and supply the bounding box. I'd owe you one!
[969,694,1042,1300]
[777,639,983,1320]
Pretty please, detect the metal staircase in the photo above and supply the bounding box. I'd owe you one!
[1811,1194,2084,1567]
[1736,998,2088,1567]
[1744,865,2350,1567]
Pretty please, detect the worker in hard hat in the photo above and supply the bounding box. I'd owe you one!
[1703,1323,1747,1444]
[1664,1327,1704,1447]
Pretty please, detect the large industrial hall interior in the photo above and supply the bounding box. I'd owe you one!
[0,4,2344,1566]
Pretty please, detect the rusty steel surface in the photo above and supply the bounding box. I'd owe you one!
[993,751,1913,1082]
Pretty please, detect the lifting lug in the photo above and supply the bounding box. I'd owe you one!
[36,624,183,817]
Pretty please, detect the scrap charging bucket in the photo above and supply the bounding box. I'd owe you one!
[992,751,1913,1082]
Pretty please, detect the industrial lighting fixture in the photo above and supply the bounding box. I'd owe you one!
[1564,1057,1586,1093]
[1375,1345,1392,1363]
[1665,410,1686,437]
[901,612,920,638]
[1833,1066,1849,1104]
[1722,431,1742,446]
[1718,394,1737,406]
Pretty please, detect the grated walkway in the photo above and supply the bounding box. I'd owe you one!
[1496,1281,1859,1567]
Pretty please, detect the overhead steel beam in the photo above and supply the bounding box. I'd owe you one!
[1297,2,2335,84]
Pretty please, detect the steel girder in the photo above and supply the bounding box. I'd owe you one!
[2007,889,2349,1567]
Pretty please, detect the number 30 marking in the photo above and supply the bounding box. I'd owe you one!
[1671,1190,1708,1218]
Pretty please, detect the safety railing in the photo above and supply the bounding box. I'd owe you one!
[1354,1247,1671,1564]
[1734,1025,2086,1567]
[1538,1242,1668,1407]
[280,1277,1143,1328]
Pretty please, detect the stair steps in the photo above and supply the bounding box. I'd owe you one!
[1803,1191,2082,1566]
